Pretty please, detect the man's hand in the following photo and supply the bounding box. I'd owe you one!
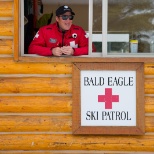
[61,46,74,55]
[52,47,63,56]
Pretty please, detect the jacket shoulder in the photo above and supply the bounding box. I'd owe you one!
[71,24,84,31]
[71,25,86,35]
[39,23,56,31]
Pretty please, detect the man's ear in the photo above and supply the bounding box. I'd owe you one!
[56,16,59,22]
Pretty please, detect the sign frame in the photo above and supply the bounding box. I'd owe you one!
[72,62,144,135]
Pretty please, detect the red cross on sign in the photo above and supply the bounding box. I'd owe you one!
[98,88,119,109]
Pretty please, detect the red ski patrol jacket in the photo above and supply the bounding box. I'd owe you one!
[28,22,94,56]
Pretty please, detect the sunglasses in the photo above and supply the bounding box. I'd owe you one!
[58,15,74,20]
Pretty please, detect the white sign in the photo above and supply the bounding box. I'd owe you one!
[81,70,136,126]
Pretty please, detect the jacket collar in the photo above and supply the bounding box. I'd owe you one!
[56,22,70,34]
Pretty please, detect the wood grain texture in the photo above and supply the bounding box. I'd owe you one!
[0,58,72,74]
[0,39,12,54]
[144,63,154,75]
[0,0,154,153]
[0,115,153,133]
[0,151,122,154]
[0,77,71,93]
[145,116,154,132]
[145,96,154,113]
[0,20,13,36]
[18,56,154,63]
[0,58,153,76]
[0,151,116,154]
[0,134,154,151]
[0,2,13,17]
[0,96,72,113]
[0,115,72,132]
[145,78,154,94]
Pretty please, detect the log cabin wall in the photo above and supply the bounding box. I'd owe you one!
[0,0,154,153]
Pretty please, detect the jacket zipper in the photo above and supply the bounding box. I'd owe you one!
[62,31,65,46]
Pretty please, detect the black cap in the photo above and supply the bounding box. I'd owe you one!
[56,5,75,16]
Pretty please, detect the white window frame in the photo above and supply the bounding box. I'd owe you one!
[20,0,154,57]
[88,0,154,57]
[21,0,24,56]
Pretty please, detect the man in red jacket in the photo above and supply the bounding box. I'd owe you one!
[28,5,95,56]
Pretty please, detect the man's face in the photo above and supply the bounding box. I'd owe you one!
[56,12,73,31]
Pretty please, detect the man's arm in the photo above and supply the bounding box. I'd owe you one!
[28,29,52,56]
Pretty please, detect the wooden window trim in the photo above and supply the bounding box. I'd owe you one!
[14,0,19,61]
[14,0,154,63]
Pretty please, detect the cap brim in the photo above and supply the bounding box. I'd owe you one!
[71,12,75,15]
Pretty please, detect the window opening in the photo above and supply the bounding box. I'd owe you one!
[22,0,89,56]
[21,0,154,57]
[107,0,154,56]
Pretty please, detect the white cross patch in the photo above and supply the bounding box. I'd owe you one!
[33,31,39,39]
[85,33,89,38]
[70,41,78,48]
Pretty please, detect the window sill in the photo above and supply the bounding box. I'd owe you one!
[15,55,154,63]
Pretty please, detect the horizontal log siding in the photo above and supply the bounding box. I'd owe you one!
[0,115,72,132]
[145,96,154,113]
[0,20,13,36]
[0,134,154,151]
[145,78,154,94]
[0,39,12,54]
[0,1,13,56]
[144,63,154,75]
[0,1,153,153]
[0,63,152,152]
[0,96,72,113]
[0,1,13,17]
[0,115,153,133]
[0,77,71,93]
[0,58,72,74]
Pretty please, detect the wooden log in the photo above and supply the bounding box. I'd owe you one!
[145,78,154,94]
[0,61,151,75]
[0,115,72,132]
[145,96,154,113]
[0,152,129,154]
[0,96,72,113]
[0,58,72,74]
[0,115,153,133]
[0,77,71,93]
[0,60,150,75]
[0,152,95,154]
[0,134,154,151]
[0,20,13,36]
[0,152,87,154]
[144,63,154,75]
[0,2,13,17]
[0,39,12,54]
[145,116,154,132]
